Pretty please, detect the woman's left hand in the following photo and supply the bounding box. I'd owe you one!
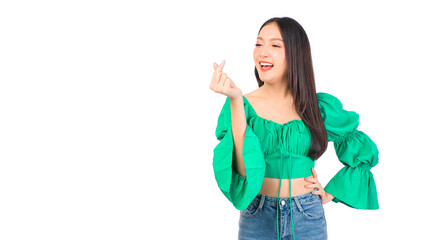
[304,168,335,205]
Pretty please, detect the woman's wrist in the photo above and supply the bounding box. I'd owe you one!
[325,192,335,202]
[228,94,243,102]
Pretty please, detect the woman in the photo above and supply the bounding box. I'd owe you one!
[209,17,379,240]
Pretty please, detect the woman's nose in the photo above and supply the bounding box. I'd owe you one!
[260,46,269,58]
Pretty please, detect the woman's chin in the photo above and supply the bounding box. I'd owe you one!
[258,72,287,84]
[259,77,278,84]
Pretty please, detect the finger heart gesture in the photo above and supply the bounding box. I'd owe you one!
[304,168,335,204]
[209,60,242,99]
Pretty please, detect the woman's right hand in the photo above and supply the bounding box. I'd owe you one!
[209,60,242,99]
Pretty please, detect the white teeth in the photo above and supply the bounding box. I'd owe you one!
[260,62,273,67]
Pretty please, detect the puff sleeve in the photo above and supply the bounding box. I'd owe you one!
[317,92,379,209]
[213,97,266,210]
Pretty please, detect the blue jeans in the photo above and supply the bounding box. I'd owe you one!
[238,191,327,240]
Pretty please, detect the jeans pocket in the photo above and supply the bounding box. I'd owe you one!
[240,197,261,218]
[300,195,325,220]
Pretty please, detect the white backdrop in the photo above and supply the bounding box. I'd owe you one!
[1,0,443,239]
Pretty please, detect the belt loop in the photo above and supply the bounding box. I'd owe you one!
[294,196,303,213]
[258,194,266,211]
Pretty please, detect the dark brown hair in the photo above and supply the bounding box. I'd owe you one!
[255,17,328,160]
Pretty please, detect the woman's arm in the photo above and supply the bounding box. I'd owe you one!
[210,60,246,176]
[211,60,266,210]
[229,96,247,177]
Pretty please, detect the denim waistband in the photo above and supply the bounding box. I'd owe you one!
[254,190,316,207]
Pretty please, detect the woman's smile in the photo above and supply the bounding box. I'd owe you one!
[259,60,274,72]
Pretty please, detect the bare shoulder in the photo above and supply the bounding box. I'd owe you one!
[244,88,265,104]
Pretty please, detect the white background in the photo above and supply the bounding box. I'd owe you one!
[1,0,443,239]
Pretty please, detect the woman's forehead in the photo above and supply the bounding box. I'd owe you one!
[258,23,282,40]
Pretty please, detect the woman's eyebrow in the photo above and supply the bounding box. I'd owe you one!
[257,36,283,42]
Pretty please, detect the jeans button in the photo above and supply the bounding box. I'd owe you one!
[281,200,285,206]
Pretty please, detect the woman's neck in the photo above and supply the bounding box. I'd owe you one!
[260,80,292,102]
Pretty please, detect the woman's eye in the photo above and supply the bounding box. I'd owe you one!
[255,43,280,47]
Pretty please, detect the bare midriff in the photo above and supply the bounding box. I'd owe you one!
[259,176,314,198]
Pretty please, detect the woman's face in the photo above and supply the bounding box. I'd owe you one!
[253,22,287,84]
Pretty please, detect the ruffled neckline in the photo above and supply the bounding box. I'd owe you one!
[242,95,305,127]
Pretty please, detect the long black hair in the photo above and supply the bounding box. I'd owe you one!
[255,17,328,160]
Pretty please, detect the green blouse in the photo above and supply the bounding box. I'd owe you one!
[212,92,379,211]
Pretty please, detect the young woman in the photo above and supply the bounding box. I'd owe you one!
[209,17,379,240]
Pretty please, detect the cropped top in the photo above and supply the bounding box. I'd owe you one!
[212,92,379,211]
